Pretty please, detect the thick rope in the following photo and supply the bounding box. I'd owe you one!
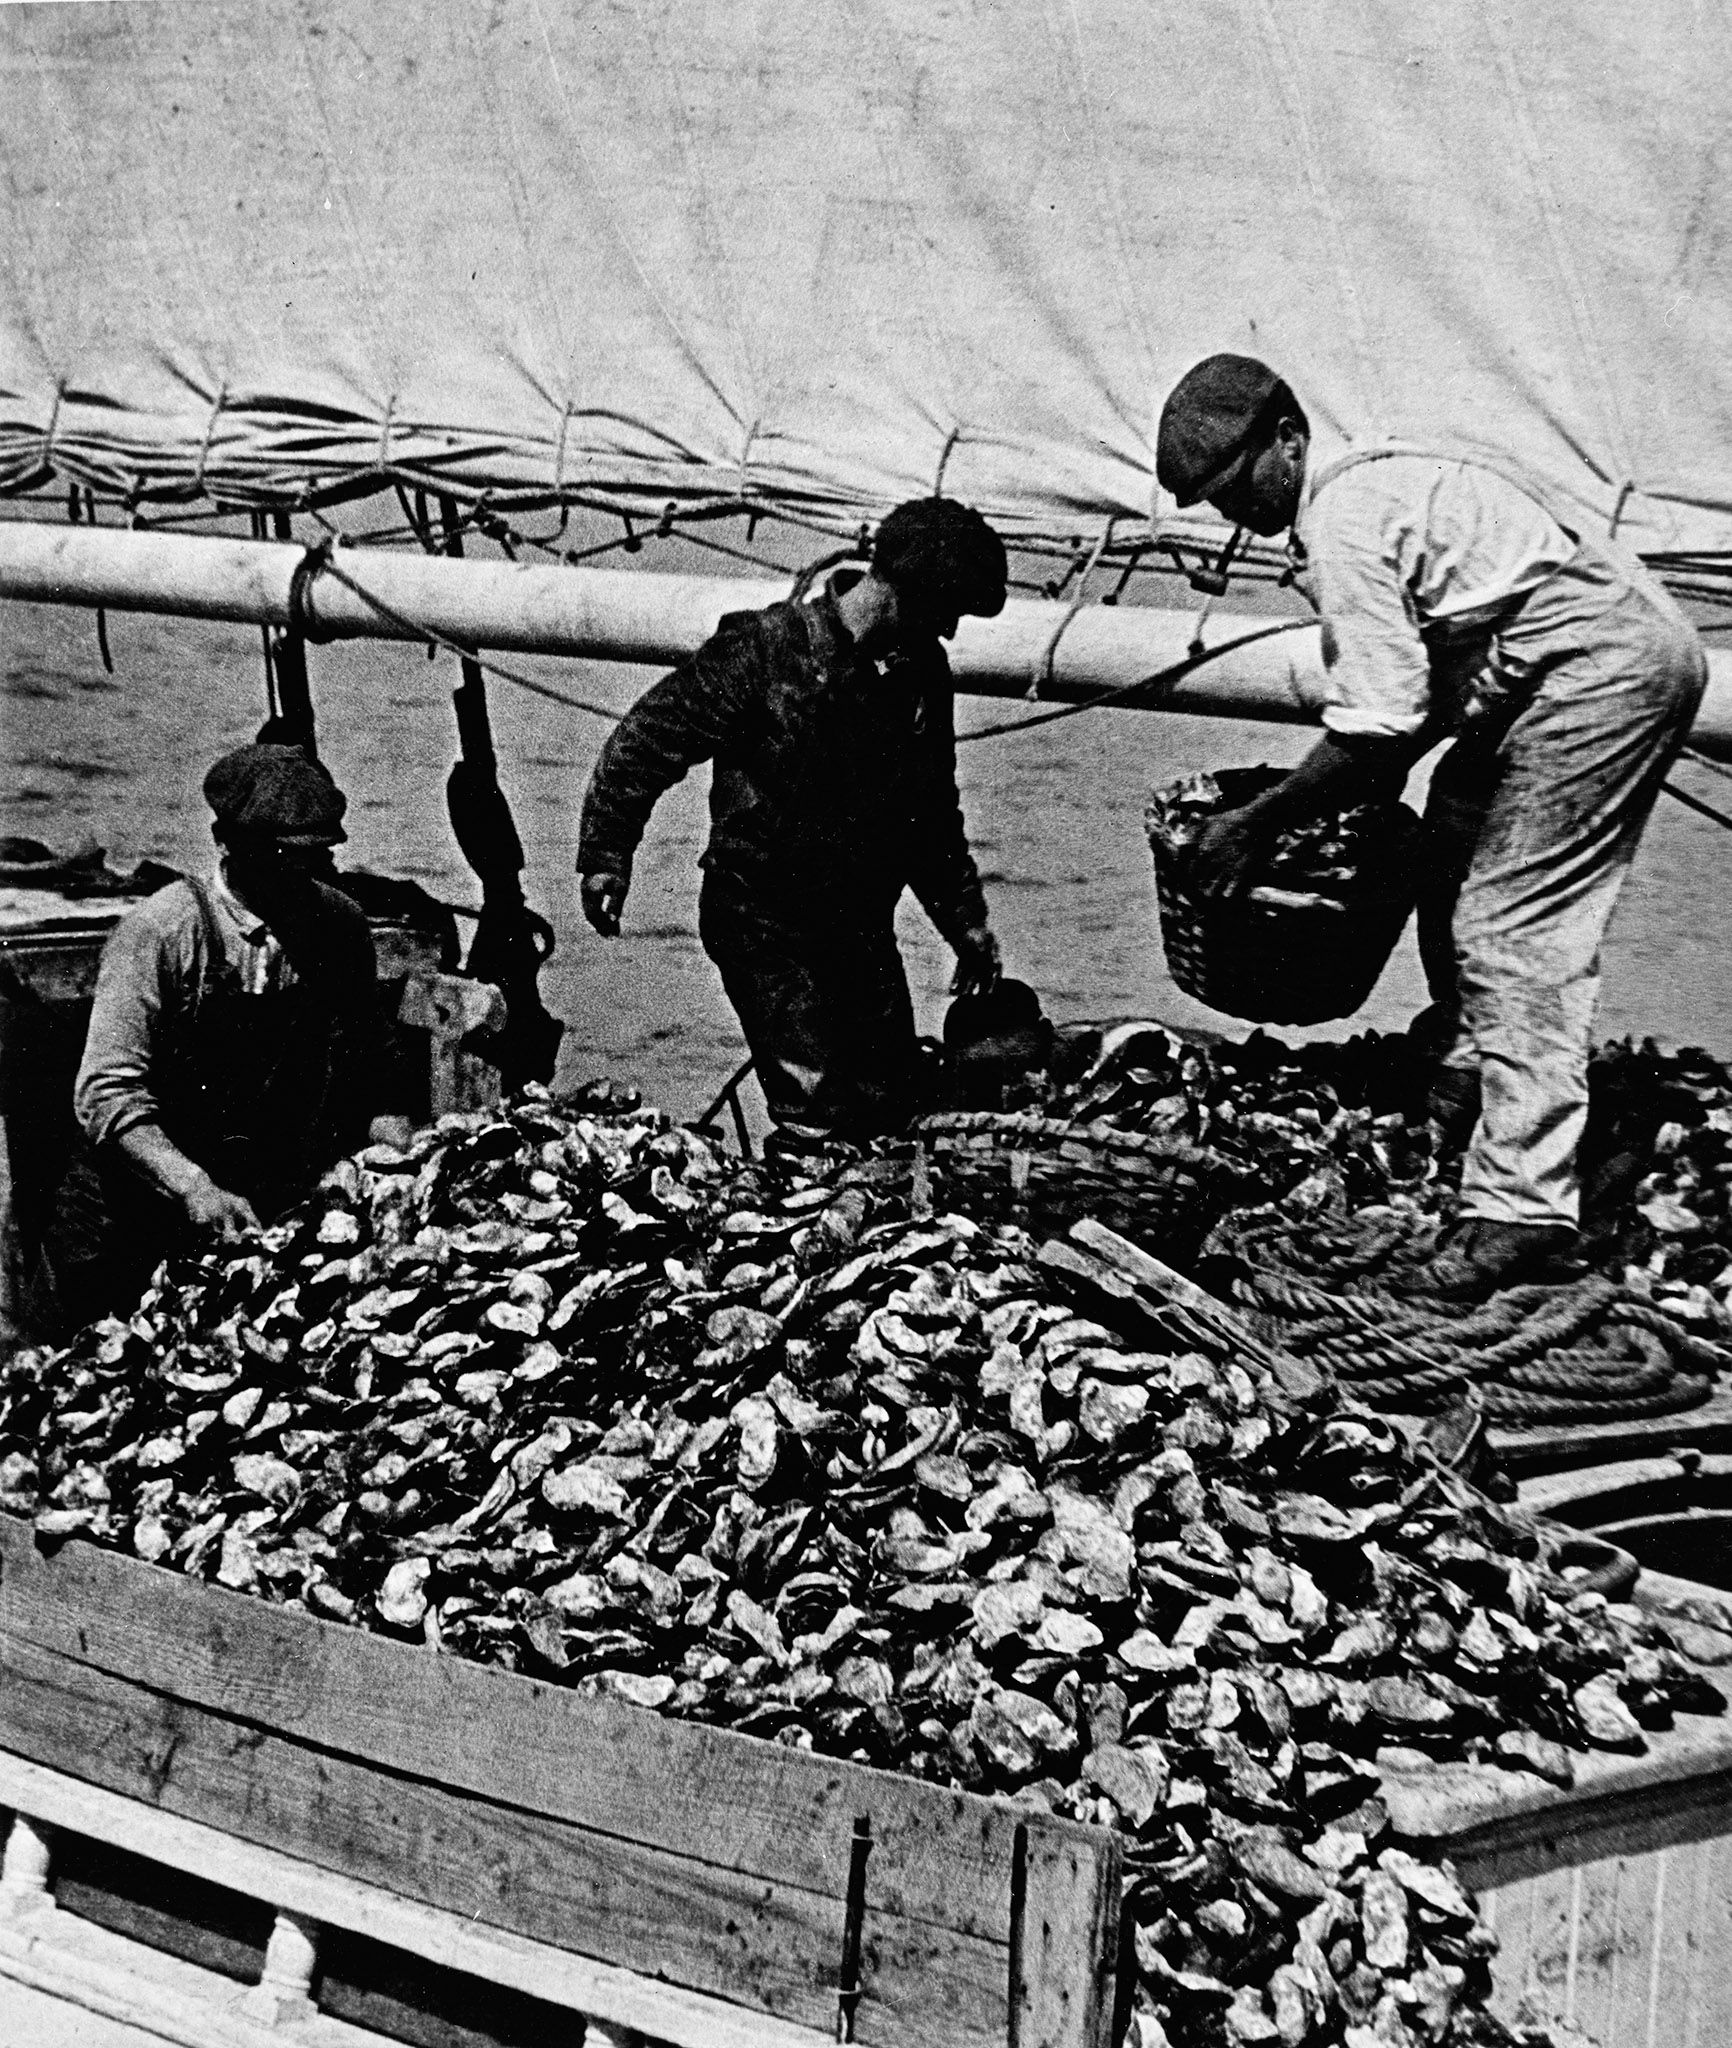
[1218,1210,1727,1423]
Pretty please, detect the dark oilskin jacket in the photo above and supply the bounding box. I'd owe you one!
[578,589,988,938]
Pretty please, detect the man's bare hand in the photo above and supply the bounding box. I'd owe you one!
[181,1174,260,1240]
[1187,806,1272,904]
[950,924,1003,995]
[581,871,628,936]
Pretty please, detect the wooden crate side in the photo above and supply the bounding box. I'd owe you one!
[0,1626,1012,2048]
[1011,1822,1122,2048]
[0,1749,833,2048]
[0,1515,1031,1943]
[1474,1837,1732,2048]
[1427,1767,1732,1895]
[1383,1677,1732,1890]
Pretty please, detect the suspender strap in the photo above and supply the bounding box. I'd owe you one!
[1307,443,1582,544]
[181,877,231,1009]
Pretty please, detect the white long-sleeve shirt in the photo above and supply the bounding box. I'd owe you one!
[1295,450,1575,739]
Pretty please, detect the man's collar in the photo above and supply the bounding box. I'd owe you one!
[211,861,270,943]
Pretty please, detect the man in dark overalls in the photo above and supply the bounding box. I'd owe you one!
[56,744,401,1325]
[1156,355,1706,1299]
[577,497,1008,1149]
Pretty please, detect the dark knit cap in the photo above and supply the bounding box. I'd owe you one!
[204,743,347,844]
[873,498,1007,619]
[1156,354,1285,507]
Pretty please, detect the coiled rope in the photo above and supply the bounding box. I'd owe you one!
[1213,1210,1727,1424]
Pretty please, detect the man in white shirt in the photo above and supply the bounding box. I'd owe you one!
[1155,354,1706,1299]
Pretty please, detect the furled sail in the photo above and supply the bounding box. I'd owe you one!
[1,0,1728,558]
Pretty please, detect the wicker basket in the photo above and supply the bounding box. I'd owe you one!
[1149,768,1426,1026]
[909,1110,1257,1265]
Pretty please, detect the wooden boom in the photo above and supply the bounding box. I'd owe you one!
[2,518,1730,756]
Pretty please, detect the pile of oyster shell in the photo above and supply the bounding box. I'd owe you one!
[1036,1024,1732,1341]
[2,1089,1726,2048]
[1144,772,1383,901]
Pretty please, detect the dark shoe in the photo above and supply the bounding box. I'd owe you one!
[1386,1219,1582,1303]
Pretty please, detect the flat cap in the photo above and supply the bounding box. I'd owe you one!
[1156,354,1282,507]
[874,497,1007,619]
[203,743,347,843]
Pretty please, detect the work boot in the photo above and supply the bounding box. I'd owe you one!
[1387,1219,1583,1303]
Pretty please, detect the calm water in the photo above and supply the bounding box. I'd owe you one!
[5,569,1730,1125]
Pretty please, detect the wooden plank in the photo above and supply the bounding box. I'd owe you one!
[1565,1851,1629,2043]
[1488,1391,1732,1474]
[397,973,505,1116]
[1515,1864,1577,2019]
[0,1515,1064,1947]
[0,927,113,1005]
[1477,1837,1732,2048]
[0,1627,1011,2048]
[1010,1824,1122,2048]
[1642,1845,1693,2048]
[1519,1455,1707,1523]
[1690,1833,1732,2048]
[1380,1674,1732,1886]
[1593,1847,1662,2048]
[1061,1220,1324,1403]
[0,1750,832,2048]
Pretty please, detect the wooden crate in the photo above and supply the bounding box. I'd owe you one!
[1385,1670,1732,2040]
[0,1515,1120,2047]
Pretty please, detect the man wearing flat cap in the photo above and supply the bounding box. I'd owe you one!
[55,743,405,1322]
[578,496,1008,1148]
[1154,354,1706,1299]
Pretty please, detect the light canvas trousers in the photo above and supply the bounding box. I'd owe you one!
[1419,542,1706,1228]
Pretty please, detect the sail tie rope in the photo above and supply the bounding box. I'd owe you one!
[960,617,1312,744]
[1026,519,1115,701]
[1608,479,1635,540]
[65,488,116,675]
[192,383,228,503]
[40,379,65,479]
[552,400,576,499]
[296,528,625,723]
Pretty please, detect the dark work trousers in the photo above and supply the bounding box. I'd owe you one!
[50,879,361,1334]
[698,872,919,1143]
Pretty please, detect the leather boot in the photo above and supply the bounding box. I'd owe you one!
[1388,1218,1582,1303]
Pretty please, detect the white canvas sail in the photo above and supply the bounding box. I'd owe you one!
[0,0,1727,559]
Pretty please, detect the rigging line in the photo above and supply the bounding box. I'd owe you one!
[303,535,625,726]
[1662,780,1732,836]
[959,618,1311,744]
[1681,747,1732,786]
[672,525,814,576]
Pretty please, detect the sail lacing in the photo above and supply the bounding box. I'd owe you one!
[191,384,227,503]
